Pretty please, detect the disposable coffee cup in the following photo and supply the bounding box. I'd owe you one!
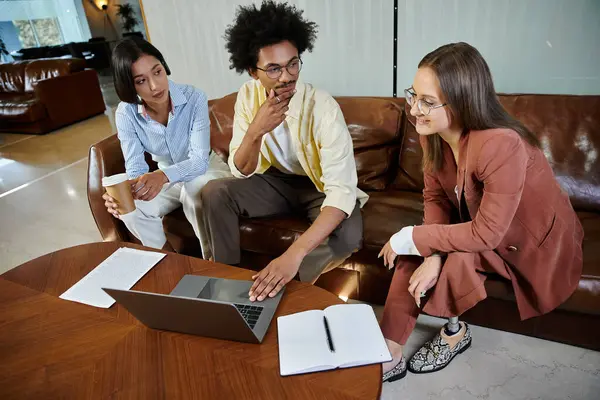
[102,173,136,215]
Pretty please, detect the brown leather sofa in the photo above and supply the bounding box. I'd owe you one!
[88,92,600,350]
[0,58,106,134]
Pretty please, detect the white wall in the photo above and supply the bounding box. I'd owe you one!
[141,0,393,99]
[141,0,600,99]
[397,0,600,95]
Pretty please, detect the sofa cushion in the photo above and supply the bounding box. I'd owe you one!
[0,93,47,122]
[499,95,600,213]
[389,111,424,192]
[337,97,403,191]
[354,146,399,191]
[336,97,403,148]
[24,58,86,92]
[0,61,29,93]
[361,191,424,249]
[208,92,237,159]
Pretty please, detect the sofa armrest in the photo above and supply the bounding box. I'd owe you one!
[87,134,133,242]
[34,69,106,126]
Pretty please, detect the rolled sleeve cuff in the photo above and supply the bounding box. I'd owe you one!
[161,165,182,184]
[321,190,356,218]
[228,150,260,179]
[231,164,256,179]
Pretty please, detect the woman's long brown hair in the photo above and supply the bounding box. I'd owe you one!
[419,42,540,171]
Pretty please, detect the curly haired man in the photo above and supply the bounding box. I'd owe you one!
[200,1,368,302]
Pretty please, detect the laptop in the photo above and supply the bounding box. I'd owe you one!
[103,274,284,344]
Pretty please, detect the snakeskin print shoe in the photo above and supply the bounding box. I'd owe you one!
[382,356,407,382]
[408,322,472,374]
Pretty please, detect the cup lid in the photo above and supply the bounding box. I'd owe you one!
[102,173,129,187]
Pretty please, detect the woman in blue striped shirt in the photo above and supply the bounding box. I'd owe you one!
[102,37,231,258]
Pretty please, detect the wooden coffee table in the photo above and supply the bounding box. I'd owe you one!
[0,242,381,399]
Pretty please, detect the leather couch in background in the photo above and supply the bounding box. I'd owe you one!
[0,58,106,134]
[87,92,600,350]
[11,40,113,72]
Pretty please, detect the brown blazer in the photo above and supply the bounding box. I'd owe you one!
[413,129,584,319]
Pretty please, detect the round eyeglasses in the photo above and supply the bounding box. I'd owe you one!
[404,88,447,115]
[256,58,303,80]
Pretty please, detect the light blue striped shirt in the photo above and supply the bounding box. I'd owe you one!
[115,80,210,183]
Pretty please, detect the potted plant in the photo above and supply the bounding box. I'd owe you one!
[116,3,142,38]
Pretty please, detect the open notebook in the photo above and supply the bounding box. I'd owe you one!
[277,303,391,376]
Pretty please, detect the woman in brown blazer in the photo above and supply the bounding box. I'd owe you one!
[379,42,583,382]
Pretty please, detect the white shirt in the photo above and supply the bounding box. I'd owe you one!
[263,121,306,175]
[391,226,422,256]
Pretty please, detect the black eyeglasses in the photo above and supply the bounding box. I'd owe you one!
[256,58,303,79]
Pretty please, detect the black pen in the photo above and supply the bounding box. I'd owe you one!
[323,316,335,352]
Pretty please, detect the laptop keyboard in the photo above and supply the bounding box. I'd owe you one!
[234,304,264,329]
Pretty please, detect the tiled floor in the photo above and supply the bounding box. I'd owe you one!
[0,112,114,274]
[0,105,598,399]
[0,116,115,195]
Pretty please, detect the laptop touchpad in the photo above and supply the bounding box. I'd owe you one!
[197,279,252,303]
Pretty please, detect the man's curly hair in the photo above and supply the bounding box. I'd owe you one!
[224,1,318,74]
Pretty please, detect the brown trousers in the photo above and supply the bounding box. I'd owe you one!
[200,169,363,283]
[380,250,511,344]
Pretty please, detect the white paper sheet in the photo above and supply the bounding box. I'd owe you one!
[59,247,166,308]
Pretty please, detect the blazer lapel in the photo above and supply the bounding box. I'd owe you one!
[456,132,470,220]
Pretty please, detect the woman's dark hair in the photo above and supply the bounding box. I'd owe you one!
[419,42,540,171]
[224,0,318,74]
[111,37,171,104]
